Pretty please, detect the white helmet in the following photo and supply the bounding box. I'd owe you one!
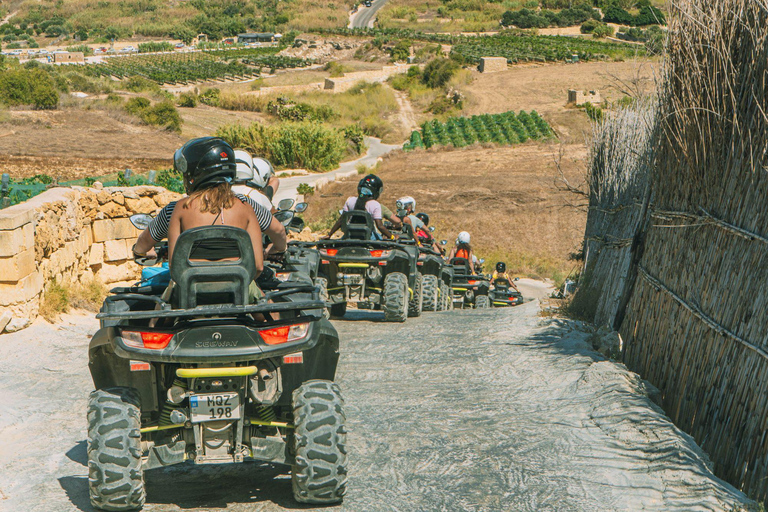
[457,231,470,244]
[251,157,275,188]
[234,150,254,182]
[396,196,416,211]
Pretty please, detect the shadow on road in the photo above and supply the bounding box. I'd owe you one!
[60,461,338,511]
[66,440,87,467]
[333,309,386,322]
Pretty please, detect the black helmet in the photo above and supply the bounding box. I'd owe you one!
[174,137,236,194]
[416,212,429,226]
[496,261,506,273]
[358,174,383,200]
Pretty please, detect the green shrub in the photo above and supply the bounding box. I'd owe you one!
[124,97,151,115]
[580,19,600,34]
[324,61,347,77]
[141,101,182,132]
[177,91,198,107]
[155,168,184,193]
[216,121,348,172]
[0,67,59,109]
[592,23,615,39]
[390,40,411,62]
[199,87,221,106]
[297,183,314,196]
[123,76,160,93]
[421,58,459,89]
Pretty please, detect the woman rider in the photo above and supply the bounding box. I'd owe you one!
[326,174,394,240]
[448,231,477,275]
[166,137,265,300]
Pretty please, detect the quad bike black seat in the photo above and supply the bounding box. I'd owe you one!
[450,257,472,276]
[170,226,257,308]
[341,209,376,240]
[494,278,511,289]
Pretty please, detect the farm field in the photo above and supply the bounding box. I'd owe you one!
[404,110,553,150]
[83,50,313,85]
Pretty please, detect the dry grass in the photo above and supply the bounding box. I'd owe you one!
[39,279,107,322]
[304,142,587,285]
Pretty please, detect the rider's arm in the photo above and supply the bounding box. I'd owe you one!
[166,204,182,264]
[375,218,393,238]
[133,228,157,257]
[327,216,343,238]
[264,215,287,255]
[246,216,264,277]
[469,250,477,274]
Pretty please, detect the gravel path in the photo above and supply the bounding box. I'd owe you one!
[0,302,752,511]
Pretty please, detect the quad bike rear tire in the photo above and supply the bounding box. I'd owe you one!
[315,277,330,319]
[421,275,439,312]
[292,380,347,504]
[330,302,347,319]
[408,274,424,317]
[87,387,145,512]
[383,272,408,322]
[475,295,490,309]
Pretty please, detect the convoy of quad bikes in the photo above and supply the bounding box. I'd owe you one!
[85,201,523,511]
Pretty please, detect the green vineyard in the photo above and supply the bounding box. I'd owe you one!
[451,33,643,63]
[84,49,314,85]
[403,110,554,150]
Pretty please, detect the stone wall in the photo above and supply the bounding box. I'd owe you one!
[0,185,180,333]
[568,89,602,105]
[479,57,507,73]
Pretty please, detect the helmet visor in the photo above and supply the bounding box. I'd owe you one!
[174,147,188,173]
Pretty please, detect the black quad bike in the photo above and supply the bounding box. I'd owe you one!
[315,210,419,322]
[489,277,524,307]
[413,237,448,312]
[87,224,347,511]
[450,257,491,309]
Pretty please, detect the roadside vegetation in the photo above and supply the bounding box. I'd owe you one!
[39,278,107,322]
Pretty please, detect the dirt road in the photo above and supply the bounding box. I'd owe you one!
[349,0,388,29]
[0,303,752,511]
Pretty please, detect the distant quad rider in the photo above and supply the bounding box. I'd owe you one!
[326,173,394,240]
[415,212,443,254]
[448,231,477,275]
[395,196,425,231]
[231,150,273,213]
[492,261,519,292]
[131,138,287,262]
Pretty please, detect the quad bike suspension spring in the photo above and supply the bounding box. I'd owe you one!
[159,378,188,426]
[255,405,277,423]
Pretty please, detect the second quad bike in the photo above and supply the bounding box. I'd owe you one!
[450,257,491,309]
[315,210,419,322]
[87,222,346,511]
[489,277,524,307]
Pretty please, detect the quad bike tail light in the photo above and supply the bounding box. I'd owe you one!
[123,330,174,350]
[468,280,478,285]
[319,248,338,256]
[276,272,292,282]
[259,322,310,345]
[369,250,391,258]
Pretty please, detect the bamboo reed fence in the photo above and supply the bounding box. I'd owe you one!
[575,0,768,500]
[571,104,655,327]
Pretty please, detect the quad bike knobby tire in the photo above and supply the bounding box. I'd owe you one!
[421,275,439,312]
[87,387,145,512]
[330,302,347,319]
[315,277,330,319]
[475,295,490,309]
[408,273,424,317]
[383,272,408,322]
[292,380,348,504]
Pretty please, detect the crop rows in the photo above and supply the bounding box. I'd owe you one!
[451,33,643,63]
[403,110,553,150]
[84,49,313,85]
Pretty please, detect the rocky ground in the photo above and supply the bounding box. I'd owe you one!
[0,302,753,511]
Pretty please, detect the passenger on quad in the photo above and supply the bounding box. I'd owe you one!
[394,196,425,232]
[415,212,443,254]
[232,150,274,213]
[167,139,264,280]
[491,261,519,292]
[448,231,477,275]
[131,138,287,261]
[326,174,394,240]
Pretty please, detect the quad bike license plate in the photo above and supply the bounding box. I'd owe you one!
[189,393,242,423]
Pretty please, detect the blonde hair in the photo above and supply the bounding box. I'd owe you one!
[184,182,235,215]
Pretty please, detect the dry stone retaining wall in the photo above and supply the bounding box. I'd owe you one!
[0,185,180,333]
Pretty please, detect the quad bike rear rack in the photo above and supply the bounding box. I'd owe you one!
[97,285,323,321]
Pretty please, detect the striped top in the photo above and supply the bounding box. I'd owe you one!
[148,193,272,241]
